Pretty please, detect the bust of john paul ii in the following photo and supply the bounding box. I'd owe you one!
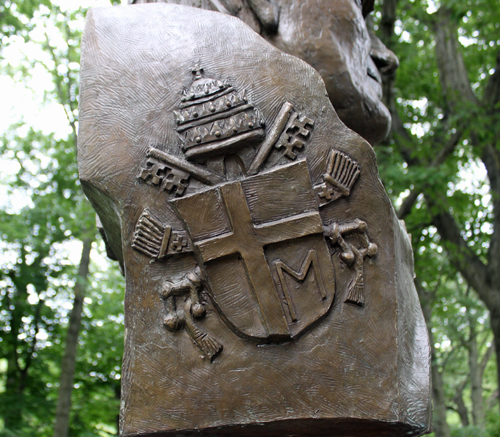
[130,0,399,145]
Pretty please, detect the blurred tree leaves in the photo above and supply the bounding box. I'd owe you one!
[0,1,124,436]
[375,0,500,434]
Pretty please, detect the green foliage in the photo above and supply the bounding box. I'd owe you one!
[0,244,125,436]
[0,0,125,435]
[373,0,500,433]
[485,409,500,436]
[0,127,86,432]
[450,425,494,437]
[68,256,125,437]
[0,0,52,47]
[374,0,499,288]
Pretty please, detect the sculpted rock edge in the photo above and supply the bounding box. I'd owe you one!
[77,4,431,437]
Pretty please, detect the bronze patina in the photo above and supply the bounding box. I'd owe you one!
[78,2,431,436]
[130,0,399,146]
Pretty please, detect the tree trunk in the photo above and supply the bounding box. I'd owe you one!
[453,388,470,428]
[433,7,477,110]
[378,0,397,109]
[490,312,500,410]
[3,355,22,431]
[430,339,451,437]
[468,315,485,428]
[433,375,451,435]
[53,238,93,437]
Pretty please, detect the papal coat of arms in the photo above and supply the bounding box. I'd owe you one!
[78,8,432,435]
[132,66,376,360]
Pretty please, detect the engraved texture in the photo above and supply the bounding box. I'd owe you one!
[77,4,431,437]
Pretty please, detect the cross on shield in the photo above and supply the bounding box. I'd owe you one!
[171,160,336,340]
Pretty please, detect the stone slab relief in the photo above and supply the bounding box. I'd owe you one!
[77,4,431,437]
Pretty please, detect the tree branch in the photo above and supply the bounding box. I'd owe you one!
[43,32,78,147]
[397,129,463,219]
[482,49,500,109]
[427,198,495,309]
[441,341,465,371]
[450,387,470,428]
[390,109,420,166]
[480,343,495,380]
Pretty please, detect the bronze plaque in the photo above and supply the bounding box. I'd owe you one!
[78,4,431,436]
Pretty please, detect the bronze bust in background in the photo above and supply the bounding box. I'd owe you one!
[78,1,430,436]
[131,0,399,146]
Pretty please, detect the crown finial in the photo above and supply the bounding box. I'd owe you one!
[191,64,204,80]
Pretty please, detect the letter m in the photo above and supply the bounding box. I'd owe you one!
[274,250,327,323]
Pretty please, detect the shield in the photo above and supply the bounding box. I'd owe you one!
[171,160,335,340]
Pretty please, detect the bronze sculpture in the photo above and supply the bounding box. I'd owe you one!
[78,2,430,436]
[130,0,398,146]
